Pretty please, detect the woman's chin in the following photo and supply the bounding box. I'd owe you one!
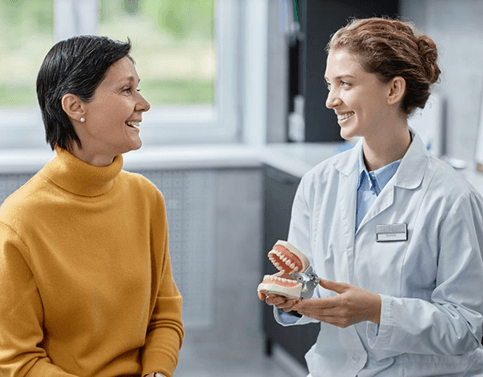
[340,128,355,141]
[126,137,143,152]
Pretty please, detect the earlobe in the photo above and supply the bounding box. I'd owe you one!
[387,77,406,106]
[61,93,86,122]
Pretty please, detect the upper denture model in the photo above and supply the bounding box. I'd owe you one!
[257,240,311,300]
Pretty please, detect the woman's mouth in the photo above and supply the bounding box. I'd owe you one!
[126,121,140,129]
[337,111,355,121]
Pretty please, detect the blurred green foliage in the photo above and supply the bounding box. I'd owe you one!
[142,78,214,104]
[0,0,53,49]
[0,0,215,107]
[0,84,36,106]
[100,0,214,40]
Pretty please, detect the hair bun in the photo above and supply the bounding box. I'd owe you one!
[417,35,441,84]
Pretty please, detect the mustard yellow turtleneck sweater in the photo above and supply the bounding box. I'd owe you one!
[0,148,183,377]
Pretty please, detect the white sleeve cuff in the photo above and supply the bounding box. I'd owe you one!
[367,294,394,349]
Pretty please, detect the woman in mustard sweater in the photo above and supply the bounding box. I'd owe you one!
[0,36,183,377]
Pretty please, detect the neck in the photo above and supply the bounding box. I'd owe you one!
[69,143,116,167]
[362,123,411,171]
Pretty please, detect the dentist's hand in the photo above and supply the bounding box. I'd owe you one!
[293,279,381,328]
[258,291,300,312]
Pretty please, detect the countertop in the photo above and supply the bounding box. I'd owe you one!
[2,143,483,194]
[0,142,344,178]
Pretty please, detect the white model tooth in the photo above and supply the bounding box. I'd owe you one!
[290,262,296,269]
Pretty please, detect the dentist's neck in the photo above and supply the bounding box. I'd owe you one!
[362,124,411,171]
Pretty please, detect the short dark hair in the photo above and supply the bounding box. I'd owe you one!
[327,17,441,115]
[36,35,132,150]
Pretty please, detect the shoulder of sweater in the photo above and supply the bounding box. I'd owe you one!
[118,170,165,200]
[0,172,46,229]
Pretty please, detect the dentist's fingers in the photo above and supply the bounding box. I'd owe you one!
[264,294,300,311]
[293,284,381,327]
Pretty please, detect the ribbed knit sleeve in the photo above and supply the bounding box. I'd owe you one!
[141,189,184,377]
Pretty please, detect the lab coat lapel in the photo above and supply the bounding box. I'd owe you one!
[333,140,361,282]
[356,182,395,232]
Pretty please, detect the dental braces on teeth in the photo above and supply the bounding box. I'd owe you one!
[258,240,319,300]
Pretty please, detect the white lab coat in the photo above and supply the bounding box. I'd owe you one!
[275,132,483,376]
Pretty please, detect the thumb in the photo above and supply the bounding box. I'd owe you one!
[319,278,349,294]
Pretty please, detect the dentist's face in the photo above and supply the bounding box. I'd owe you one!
[325,48,393,140]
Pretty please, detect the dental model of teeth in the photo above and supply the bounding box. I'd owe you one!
[257,240,311,300]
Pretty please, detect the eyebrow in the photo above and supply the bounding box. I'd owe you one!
[325,74,355,82]
[122,76,141,84]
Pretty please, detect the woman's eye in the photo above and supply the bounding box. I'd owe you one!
[123,87,132,94]
[341,80,350,87]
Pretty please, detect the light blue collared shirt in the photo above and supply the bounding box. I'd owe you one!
[356,152,401,231]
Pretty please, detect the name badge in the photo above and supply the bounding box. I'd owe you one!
[376,223,408,242]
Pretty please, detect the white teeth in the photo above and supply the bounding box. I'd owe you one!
[126,121,140,128]
[337,112,355,121]
[266,275,295,284]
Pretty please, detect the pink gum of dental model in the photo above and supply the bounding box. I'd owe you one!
[257,240,310,300]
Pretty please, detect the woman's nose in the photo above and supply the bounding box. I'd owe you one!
[136,93,151,112]
[325,90,341,109]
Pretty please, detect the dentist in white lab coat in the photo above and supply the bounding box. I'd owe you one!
[261,17,483,376]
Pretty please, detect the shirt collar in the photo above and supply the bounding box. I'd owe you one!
[357,150,401,192]
[334,127,428,190]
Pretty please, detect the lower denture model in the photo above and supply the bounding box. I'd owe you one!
[258,240,319,300]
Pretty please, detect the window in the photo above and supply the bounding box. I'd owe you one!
[0,0,54,148]
[0,0,241,148]
[99,0,215,107]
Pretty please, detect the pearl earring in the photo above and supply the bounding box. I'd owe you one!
[80,117,85,123]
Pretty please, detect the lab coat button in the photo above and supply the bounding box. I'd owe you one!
[352,354,361,362]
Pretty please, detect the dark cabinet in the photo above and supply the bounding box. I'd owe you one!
[261,165,319,367]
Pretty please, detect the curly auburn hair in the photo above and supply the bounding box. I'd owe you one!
[326,17,441,115]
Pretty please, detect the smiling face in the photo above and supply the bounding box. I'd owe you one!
[74,56,150,164]
[325,48,394,141]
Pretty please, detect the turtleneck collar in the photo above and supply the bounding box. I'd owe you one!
[41,147,124,197]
